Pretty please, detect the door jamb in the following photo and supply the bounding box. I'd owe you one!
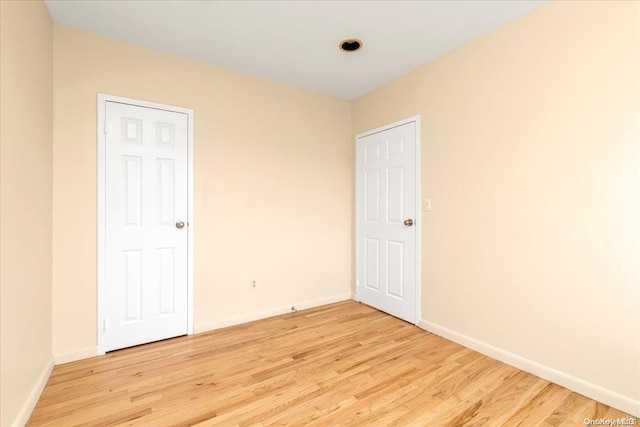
[354,115,421,325]
[97,93,195,355]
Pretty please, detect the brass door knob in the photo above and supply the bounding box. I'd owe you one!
[404,219,413,227]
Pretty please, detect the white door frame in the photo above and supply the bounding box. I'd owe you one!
[355,115,421,325]
[96,93,195,355]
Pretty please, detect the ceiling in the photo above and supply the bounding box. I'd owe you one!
[44,0,546,100]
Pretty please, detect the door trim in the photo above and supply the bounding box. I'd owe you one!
[354,115,421,324]
[96,93,195,355]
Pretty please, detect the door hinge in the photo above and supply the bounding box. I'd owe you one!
[103,318,107,332]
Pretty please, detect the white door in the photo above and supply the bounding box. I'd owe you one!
[356,120,419,323]
[103,101,189,352]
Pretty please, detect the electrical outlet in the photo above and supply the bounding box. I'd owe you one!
[250,280,258,290]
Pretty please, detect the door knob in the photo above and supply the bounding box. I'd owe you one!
[404,219,413,227]
[176,221,185,229]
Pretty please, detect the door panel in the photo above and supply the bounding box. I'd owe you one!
[104,101,188,352]
[387,240,404,299]
[365,237,380,290]
[357,121,417,323]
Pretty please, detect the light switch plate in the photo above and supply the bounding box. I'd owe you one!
[424,198,432,211]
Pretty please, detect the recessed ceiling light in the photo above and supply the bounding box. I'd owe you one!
[339,38,363,53]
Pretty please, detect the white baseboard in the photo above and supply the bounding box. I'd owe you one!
[195,293,352,334]
[54,346,98,365]
[418,319,640,417]
[11,355,54,427]
[53,295,352,363]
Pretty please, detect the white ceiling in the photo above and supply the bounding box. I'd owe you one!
[45,0,546,100]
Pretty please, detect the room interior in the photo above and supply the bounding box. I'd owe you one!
[1,0,638,426]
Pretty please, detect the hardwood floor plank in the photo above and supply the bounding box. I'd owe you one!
[27,301,635,426]
[503,383,573,426]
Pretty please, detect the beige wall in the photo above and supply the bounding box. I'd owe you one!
[0,1,54,425]
[52,25,352,357]
[353,0,639,406]
[4,0,637,421]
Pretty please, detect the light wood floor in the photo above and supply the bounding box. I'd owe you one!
[28,301,633,426]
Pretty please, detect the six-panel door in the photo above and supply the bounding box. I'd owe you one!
[357,122,417,324]
[104,101,188,352]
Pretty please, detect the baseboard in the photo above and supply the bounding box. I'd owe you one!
[195,293,352,334]
[418,319,640,417]
[53,295,352,363]
[54,346,98,365]
[11,355,54,427]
